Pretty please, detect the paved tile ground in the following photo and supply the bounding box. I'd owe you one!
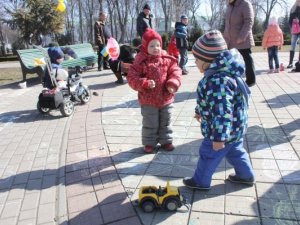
[0,52,300,225]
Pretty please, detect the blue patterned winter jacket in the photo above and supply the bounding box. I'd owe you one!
[195,49,249,143]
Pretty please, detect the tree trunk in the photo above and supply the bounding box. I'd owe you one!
[78,0,84,43]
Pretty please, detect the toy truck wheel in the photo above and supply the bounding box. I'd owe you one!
[60,100,74,117]
[141,200,155,213]
[79,88,91,104]
[37,102,50,114]
[164,197,179,211]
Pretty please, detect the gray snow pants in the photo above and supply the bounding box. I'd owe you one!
[141,104,173,147]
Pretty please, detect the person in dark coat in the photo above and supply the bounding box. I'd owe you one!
[287,0,300,68]
[136,3,153,38]
[94,12,111,71]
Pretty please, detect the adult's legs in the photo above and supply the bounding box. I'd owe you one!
[287,34,299,68]
[141,105,159,147]
[179,47,188,74]
[238,48,256,87]
[97,44,105,71]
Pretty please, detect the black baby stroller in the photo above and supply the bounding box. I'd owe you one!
[108,44,137,84]
[34,45,75,117]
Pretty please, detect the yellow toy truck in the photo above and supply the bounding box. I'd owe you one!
[138,181,186,213]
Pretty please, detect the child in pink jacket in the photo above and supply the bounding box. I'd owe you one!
[262,17,284,73]
[127,28,182,153]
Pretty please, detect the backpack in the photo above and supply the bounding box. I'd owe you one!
[292,18,300,34]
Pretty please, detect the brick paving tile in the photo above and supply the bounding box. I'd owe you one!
[100,199,136,224]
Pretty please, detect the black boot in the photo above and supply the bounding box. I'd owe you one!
[114,72,124,84]
[287,51,295,68]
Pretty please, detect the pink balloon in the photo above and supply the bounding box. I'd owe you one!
[106,37,120,60]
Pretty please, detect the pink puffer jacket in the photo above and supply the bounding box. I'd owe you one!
[127,51,181,108]
[262,25,284,48]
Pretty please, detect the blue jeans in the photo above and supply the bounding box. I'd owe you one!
[193,138,254,188]
[267,46,279,69]
[290,34,300,51]
[179,47,188,70]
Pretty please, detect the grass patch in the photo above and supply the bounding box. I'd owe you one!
[0,68,38,85]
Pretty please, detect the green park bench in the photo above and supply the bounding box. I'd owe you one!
[16,43,98,82]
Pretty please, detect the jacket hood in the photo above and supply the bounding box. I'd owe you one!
[208,49,245,77]
[267,24,281,34]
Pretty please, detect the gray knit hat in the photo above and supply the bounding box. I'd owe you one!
[192,30,228,63]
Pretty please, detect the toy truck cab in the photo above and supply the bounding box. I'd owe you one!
[139,181,184,213]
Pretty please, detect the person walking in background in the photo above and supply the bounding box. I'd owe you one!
[175,15,189,75]
[262,17,284,74]
[287,0,300,68]
[223,0,256,87]
[136,3,153,38]
[127,28,182,154]
[183,30,254,190]
[94,12,111,71]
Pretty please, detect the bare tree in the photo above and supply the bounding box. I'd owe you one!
[173,0,190,18]
[187,0,202,26]
[160,0,172,32]
[98,0,104,12]
[204,0,227,30]
[255,0,288,28]
[106,0,116,38]
[78,0,84,43]
[115,0,130,43]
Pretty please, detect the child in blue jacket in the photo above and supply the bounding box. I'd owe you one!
[183,30,255,190]
[44,47,64,89]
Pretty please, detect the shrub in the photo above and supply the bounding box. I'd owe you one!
[189,26,203,50]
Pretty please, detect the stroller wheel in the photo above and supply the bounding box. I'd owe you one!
[60,100,74,117]
[79,88,91,104]
[37,102,50,114]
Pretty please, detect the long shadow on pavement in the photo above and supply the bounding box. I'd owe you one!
[264,93,300,108]
[0,77,41,90]
[246,119,300,152]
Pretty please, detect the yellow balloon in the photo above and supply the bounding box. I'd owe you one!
[56,3,66,12]
[58,0,64,3]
